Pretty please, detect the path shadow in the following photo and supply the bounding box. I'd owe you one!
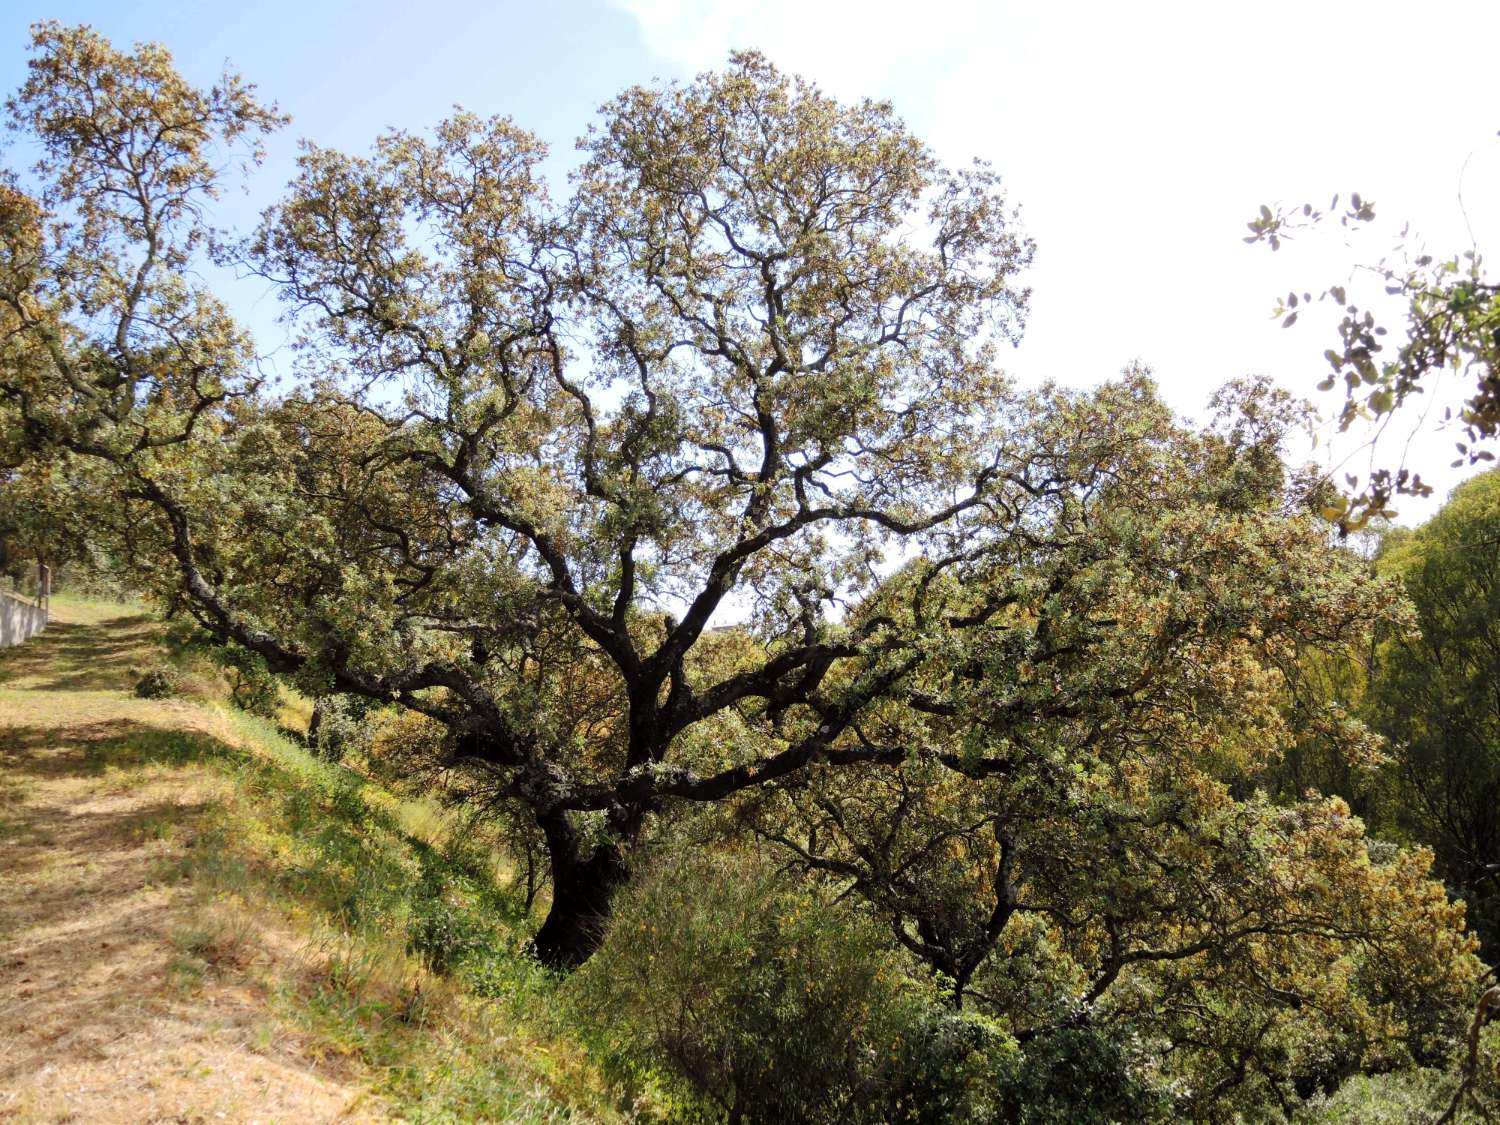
[0,613,160,693]
[1,720,244,780]
[0,718,365,1119]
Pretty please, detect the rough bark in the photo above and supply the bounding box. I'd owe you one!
[531,809,631,969]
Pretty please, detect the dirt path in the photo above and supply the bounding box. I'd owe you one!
[0,603,379,1124]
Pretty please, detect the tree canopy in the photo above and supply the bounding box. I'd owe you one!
[1369,469,1500,953]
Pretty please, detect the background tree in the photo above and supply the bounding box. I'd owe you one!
[742,377,1480,1112]
[0,454,90,591]
[1368,468,1500,954]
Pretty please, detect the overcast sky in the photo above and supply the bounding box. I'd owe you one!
[3,0,1496,520]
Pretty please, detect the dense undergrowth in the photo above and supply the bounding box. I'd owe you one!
[129,620,1179,1122]
[13,579,1500,1123]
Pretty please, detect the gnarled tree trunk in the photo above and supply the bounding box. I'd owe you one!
[531,808,631,969]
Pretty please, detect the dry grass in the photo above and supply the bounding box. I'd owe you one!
[0,601,377,1123]
[0,600,625,1124]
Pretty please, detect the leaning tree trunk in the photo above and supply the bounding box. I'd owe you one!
[306,696,326,754]
[531,808,631,969]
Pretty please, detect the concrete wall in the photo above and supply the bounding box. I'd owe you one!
[0,591,47,647]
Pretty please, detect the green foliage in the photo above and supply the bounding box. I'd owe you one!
[740,374,1483,1112]
[1295,1068,1455,1123]
[184,643,282,718]
[0,454,98,581]
[574,848,906,1121]
[403,858,507,976]
[1247,192,1499,527]
[993,1026,1167,1125]
[1371,468,1500,955]
[574,848,1021,1123]
[574,847,1190,1123]
[132,664,184,699]
[878,1006,1018,1124]
[308,693,377,763]
[0,26,1042,966]
[229,666,280,718]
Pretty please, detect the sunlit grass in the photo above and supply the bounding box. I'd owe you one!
[1,594,633,1122]
[157,715,614,1120]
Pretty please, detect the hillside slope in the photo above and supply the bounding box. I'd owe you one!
[0,600,620,1124]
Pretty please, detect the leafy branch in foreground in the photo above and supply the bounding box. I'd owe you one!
[1246,186,1499,530]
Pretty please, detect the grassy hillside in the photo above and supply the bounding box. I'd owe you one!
[0,598,627,1123]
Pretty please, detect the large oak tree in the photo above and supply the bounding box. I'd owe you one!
[2,27,1042,965]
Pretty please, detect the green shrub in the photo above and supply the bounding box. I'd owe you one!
[572,847,1011,1123]
[228,664,280,718]
[133,665,184,698]
[308,694,377,762]
[177,636,280,718]
[405,876,492,974]
[991,1022,1169,1124]
[1295,1068,1454,1122]
[878,1004,1016,1124]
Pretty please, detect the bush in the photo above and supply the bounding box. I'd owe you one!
[1295,1068,1455,1122]
[308,694,376,763]
[571,848,1014,1123]
[879,1004,1015,1124]
[406,882,492,974]
[990,1023,1168,1124]
[228,664,280,718]
[156,625,282,718]
[133,665,184,699]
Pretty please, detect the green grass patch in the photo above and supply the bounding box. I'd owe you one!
[75,696,625,1121]
[3,596,639,1120]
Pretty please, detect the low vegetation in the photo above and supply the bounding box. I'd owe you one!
[0,597,630,1121]
[4,572,1498,1120]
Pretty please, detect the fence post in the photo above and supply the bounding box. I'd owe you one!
[40,563,50,618]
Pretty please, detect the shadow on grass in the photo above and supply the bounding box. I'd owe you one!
[0,720,247,780]
[0,719,232,876]
[0,707,576,1118]
[0,735,387,1116]
[4,714,529,933]
[0,613,161,693]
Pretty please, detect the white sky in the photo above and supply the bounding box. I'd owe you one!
[614,0,1500,521]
